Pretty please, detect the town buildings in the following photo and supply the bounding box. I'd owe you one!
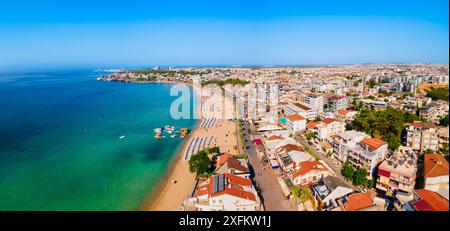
[376,147,417,195]
[184,173,261,211]
[406,121,440,152]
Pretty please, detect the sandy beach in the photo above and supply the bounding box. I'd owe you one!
[142,88,239,211]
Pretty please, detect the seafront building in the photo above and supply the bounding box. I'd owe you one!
[184,173,261,211]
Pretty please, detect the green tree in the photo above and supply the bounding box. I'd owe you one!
[353,169,368,186]
[208,147,220,154]
[189,150,211,175]
[382,133,401,151]
[422,149,434,155]
[366,79,379,88]
[306,132,316,141]
[342,161,355,180]
[426,87,449,102]
[439,114,449,126]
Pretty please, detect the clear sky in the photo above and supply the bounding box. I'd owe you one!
[0,0,448,70]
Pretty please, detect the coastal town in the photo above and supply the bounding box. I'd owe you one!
[100,64,449,211]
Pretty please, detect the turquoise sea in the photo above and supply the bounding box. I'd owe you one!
[0,70,197,210]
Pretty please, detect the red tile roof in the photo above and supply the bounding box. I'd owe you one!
[223,157,248,172]
[215,153,234,166]
[291,161,330,180]
[413,189,449,211]
[266,135,283,141]
[410,121,437,129]
[286,114,306,122]
[293,102,311,110]
[359,138,387,150]
[203,174,256,201]
[341,191,375,211]
[307,121,320,129]
[329,96,344,100]
[279,143,305,152]
[424,154,449,178]
[322,118,336,125]
[338,109,350,115]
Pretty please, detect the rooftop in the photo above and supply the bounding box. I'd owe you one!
[359,138,387,150]
[424,154,449,178]
[378,147,417,177]
[286,114,306,122]
[412,189,449,211]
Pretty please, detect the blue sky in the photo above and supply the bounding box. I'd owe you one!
[0,0,448,70]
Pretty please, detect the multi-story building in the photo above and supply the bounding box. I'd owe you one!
[183,173,261,211]
[419,101,449,124]
[327,96,348,112]
[316,118,346,141]
[330,131,370,162]
[346,137,388,177]
[283,102,318,120]
[285,114,307,133]
[438,126,449,151]
[376,147,417,195]
[304,94,324,113]
[406,121,439,152]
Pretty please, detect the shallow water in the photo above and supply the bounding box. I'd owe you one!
[0,70,196,210]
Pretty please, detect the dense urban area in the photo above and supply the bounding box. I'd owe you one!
[100,64,449,211]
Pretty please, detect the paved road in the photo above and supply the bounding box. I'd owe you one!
[243,126,294,211]
[294,133,358,191]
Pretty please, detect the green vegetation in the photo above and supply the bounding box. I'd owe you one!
[342,161,373,188]
[208,147,220,154]
[306,132,316,141]
[366,79,379,88]
[426,87,449,102]
[352,107,423,150]
[441,143,449,155]
[378,89,394,97]
[439,114,449,126]
[422,149,434,155]
[292,185,313,202]
[313,116,321,122]
[202,78,250,87]
[188,150,211,175]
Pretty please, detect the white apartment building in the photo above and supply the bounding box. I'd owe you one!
[406,121,439,152]
[330,130,370,162]
[285,114,307,133]
[283,102,318,120]
[346,138,389,177]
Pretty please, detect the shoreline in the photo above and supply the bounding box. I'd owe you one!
[138,82,202,211]
[139,121,201,211]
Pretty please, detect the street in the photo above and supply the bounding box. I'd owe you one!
[241,123,293,211]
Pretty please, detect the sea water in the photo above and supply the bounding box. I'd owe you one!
[0,70,196,210]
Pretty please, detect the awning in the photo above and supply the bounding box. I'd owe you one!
[378,168,391,177]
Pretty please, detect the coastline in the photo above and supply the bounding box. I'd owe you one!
[98,77,239,211]
[139,121,200,211]
[138,81,201,211]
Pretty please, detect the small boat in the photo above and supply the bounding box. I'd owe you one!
[171,134,177,138]
[154,133,162,139]
[119,135,126,139]
[154,128,162,133]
